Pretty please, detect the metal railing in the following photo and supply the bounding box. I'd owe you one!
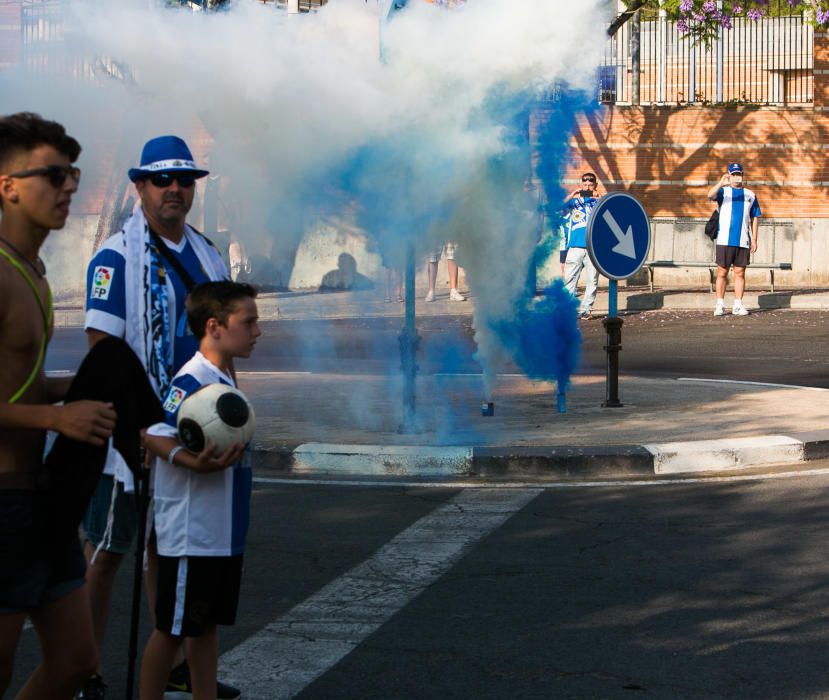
[0,0,132,82]
[601,13,813,105]
[271,0,328,10]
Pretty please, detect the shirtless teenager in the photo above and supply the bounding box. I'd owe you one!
[0,112,117,698]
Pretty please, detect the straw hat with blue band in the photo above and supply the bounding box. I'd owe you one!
[128,135,209,182]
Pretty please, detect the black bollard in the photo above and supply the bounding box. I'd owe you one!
[602,316,624,407]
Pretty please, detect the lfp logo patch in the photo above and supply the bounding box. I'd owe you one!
[90,266,114,300]
[163,387,188,413]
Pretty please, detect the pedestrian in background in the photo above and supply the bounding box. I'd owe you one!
[562,172,602,319]
[707,162,761,317]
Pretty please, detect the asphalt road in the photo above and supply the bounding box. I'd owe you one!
[10,308,828,698]
[46,308,829,387]
[10,469,829,699]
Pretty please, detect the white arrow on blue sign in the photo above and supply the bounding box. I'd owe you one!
[586,192,651,281]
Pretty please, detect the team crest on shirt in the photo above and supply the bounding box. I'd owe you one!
[90,266,114,300]
[163,387,188,413]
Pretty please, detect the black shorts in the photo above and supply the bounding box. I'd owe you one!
[0,490,86,613]
[155,554,243,637]
[716,245,750,269]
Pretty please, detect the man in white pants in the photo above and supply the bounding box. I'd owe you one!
[562,173,602,319]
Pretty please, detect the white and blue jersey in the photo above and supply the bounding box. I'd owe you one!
[563,197,599,249]
[714,186,761,248]
[85,232,213,374]
[147,352,252,558]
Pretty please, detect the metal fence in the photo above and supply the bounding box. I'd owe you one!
[600,13,813,105]
[272,0,328,10]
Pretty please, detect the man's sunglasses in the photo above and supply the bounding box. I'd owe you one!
[145,172,196,188]
[8,165,81,188]
[581,177,596,183]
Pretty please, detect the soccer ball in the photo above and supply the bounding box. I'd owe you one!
[177,384,256,454]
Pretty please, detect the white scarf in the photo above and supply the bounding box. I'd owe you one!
[122,206,227,398]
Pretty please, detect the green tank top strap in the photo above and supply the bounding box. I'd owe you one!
[0,246,53,404]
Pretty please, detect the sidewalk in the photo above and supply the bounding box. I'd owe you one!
[225,283,829,479]
[242,368,829,480]
[57,285,829,479]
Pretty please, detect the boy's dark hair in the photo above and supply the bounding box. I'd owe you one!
[186,281,257,340]
[0,113,81,209]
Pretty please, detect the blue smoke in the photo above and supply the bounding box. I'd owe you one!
[492,279,581,392]
[324,1,592,399]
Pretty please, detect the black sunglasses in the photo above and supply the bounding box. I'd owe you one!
[8,164,81,188]
[581,177,596,183]
[145,172,196,189]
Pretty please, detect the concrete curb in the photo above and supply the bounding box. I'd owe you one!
[249,431,829,480]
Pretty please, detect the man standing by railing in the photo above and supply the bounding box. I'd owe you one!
[707,162,761,317]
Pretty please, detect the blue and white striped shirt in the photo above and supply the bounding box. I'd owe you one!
[715,186,761,248]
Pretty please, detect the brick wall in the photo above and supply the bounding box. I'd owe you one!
[560,102,827,219]
[558,32,829,222]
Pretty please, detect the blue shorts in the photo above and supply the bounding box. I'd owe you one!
[82,475,138,555]
[0,490,86,613]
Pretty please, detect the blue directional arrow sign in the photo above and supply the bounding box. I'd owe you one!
[586,192,651,281]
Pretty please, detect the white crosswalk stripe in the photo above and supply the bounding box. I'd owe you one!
[218,488,540,698]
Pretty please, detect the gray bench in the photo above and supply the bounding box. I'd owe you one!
[643,261,793,293]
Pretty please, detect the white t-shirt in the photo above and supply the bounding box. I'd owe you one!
[147,352,252,557]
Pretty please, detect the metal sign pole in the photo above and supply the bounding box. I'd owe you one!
[399,243,420,432]
[602,279,623,407]
[586,193,650,410]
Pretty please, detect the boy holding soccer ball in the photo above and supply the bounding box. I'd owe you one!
[140,281,260,700]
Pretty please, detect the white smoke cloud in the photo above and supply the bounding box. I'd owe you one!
[1,0,607,424]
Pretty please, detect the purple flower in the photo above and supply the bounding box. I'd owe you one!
[677,17,690,32]
[747,7,763,19]
[692,10,705,20]
[721,13,732,27]
[817,7,829,23]
[732,5,742,14]
[702,0,716,12]
[679,0,693,11]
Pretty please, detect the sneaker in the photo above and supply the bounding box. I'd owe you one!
[732,303,749,316]
[165,661,241,700]
[75,674,107,700]
[579,310,593,320]
[449,288,466,302]
[424,290,435,302]
[713,304,725,316]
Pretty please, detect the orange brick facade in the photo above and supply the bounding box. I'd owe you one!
[560,34,829,221]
